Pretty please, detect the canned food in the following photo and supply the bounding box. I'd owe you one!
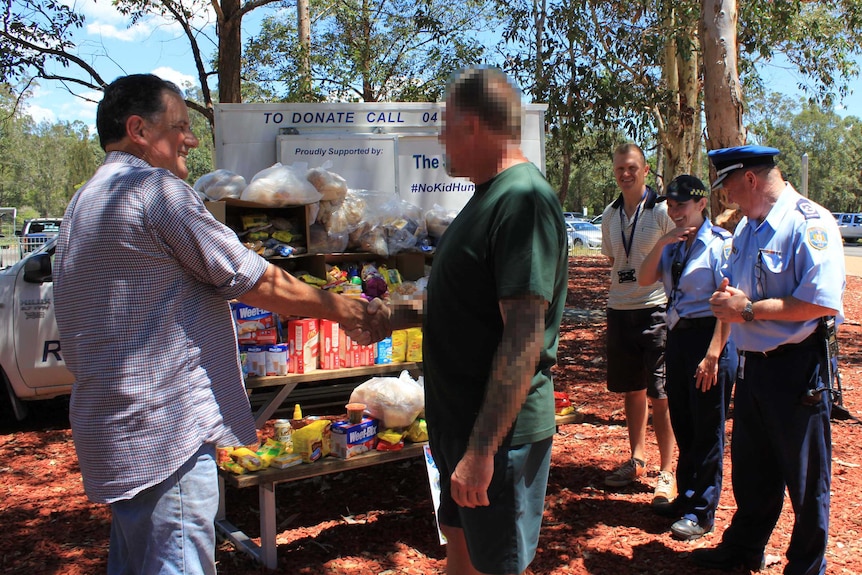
[274,419,293,449]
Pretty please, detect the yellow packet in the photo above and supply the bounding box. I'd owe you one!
[256,438,287,468]
[291,419,332,463]
[377,428,405,444]
[296,273,327,287]
[219,461,247,475]
[237,453,264,471]
[405,418,428,442]
[231,446,259,459]
[242,213,269,230]
[391,329,408,362]
[405,327,423,362]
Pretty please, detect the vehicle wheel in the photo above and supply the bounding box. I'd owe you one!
[573,238,583,247]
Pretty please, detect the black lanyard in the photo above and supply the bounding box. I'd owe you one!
[619,193,646,262]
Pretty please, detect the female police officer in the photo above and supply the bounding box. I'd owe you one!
[638,175,737,541]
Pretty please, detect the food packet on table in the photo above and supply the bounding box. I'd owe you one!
[405,418,428,442]
[291,419,332,463]
[349,370,424,429]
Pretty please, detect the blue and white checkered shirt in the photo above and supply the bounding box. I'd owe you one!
[54,152,268,504]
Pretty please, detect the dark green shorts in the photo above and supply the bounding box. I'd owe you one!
[429,431,553,575]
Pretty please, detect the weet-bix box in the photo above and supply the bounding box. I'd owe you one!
[232,302,278,346]
[330,418,378,459]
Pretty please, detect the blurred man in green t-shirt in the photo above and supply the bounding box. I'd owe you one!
[423,67,568,575]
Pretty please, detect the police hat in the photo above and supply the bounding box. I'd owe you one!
[707,145,780,190]
[663,175,709,202]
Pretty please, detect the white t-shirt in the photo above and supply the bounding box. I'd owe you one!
[601,188,674,310]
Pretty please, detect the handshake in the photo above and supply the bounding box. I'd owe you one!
[342,297,393,346]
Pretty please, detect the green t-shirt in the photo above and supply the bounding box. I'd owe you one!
[423,162,568,446]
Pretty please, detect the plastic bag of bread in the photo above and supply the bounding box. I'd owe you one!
[317,200,350,234]
[308,223,348,254]
[425,204,457,239]
[349,370,424,428]
[306,165,348,202]
[194,169,246,201]
[241,162,323,206]
[379,197,426,255]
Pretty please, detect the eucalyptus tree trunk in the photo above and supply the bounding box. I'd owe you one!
[658,2,700,184]
[218,0,243,105]
[297,0,312,98]
[701,0,746,230]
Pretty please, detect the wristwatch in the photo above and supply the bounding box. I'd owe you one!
[741,300,755,322]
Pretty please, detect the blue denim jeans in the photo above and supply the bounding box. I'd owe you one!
[107,443,219,575]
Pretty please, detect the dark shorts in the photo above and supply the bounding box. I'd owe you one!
[429,430,553,575]
[606,306,667,398]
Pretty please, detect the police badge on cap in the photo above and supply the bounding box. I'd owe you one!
[707,145,780,190]
[663,175,709,202]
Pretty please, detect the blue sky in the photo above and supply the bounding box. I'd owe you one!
[22,1,862,129]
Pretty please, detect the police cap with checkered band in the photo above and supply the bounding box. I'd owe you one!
[707,145,780,190]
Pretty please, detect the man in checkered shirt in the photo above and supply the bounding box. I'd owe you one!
[53,74,390,575]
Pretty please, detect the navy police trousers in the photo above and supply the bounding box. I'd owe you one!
[722,343,831,575]
[666,322,737,529]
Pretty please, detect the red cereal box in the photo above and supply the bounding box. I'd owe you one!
[319,320,340,370]
[288,318,319,373]
[339,329,356,368]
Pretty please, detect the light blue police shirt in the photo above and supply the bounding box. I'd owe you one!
[660,219,732,329]
[723,183,845,352]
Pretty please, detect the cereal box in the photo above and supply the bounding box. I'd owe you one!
[232,302,278,346]
[288,318,319,373]
[319,320,340,370]
[330,418,379,459]
[375,337,392,365]
[339,329,357,368]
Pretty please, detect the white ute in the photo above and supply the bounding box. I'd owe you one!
[0,237,73,419]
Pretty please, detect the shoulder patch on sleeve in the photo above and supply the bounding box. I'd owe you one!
[807,227,829,250]
[723,238,733,259]
[796,198,820,220]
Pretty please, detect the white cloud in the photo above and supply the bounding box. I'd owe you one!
[152,67,199,92]
[86,20,158,43]
[24,104,57,124]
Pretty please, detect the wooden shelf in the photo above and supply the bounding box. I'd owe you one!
[244,361,421,389]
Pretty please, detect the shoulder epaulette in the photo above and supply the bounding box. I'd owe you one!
[796,198,820,220]
[711,225,732,239]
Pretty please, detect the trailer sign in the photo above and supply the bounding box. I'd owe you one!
[214,102,546,213]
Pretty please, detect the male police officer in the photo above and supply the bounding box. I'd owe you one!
[700,145,844,575]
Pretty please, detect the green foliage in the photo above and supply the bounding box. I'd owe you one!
[243,0,494,102]
[739,1,862,109]
[0,1,86,86]
[748,93,862,212]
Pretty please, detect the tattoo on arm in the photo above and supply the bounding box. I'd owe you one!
[467,296,546,457]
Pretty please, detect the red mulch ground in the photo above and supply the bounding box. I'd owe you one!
[2,256,861,575]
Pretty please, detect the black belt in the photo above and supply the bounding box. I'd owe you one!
[673,316,717,330]
[740,331,821,359]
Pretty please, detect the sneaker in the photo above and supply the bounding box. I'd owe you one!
[604,457,646,487]
[652,470,677,506]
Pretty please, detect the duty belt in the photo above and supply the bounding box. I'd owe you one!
[672,316,716,331]
[740,331,820,359]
